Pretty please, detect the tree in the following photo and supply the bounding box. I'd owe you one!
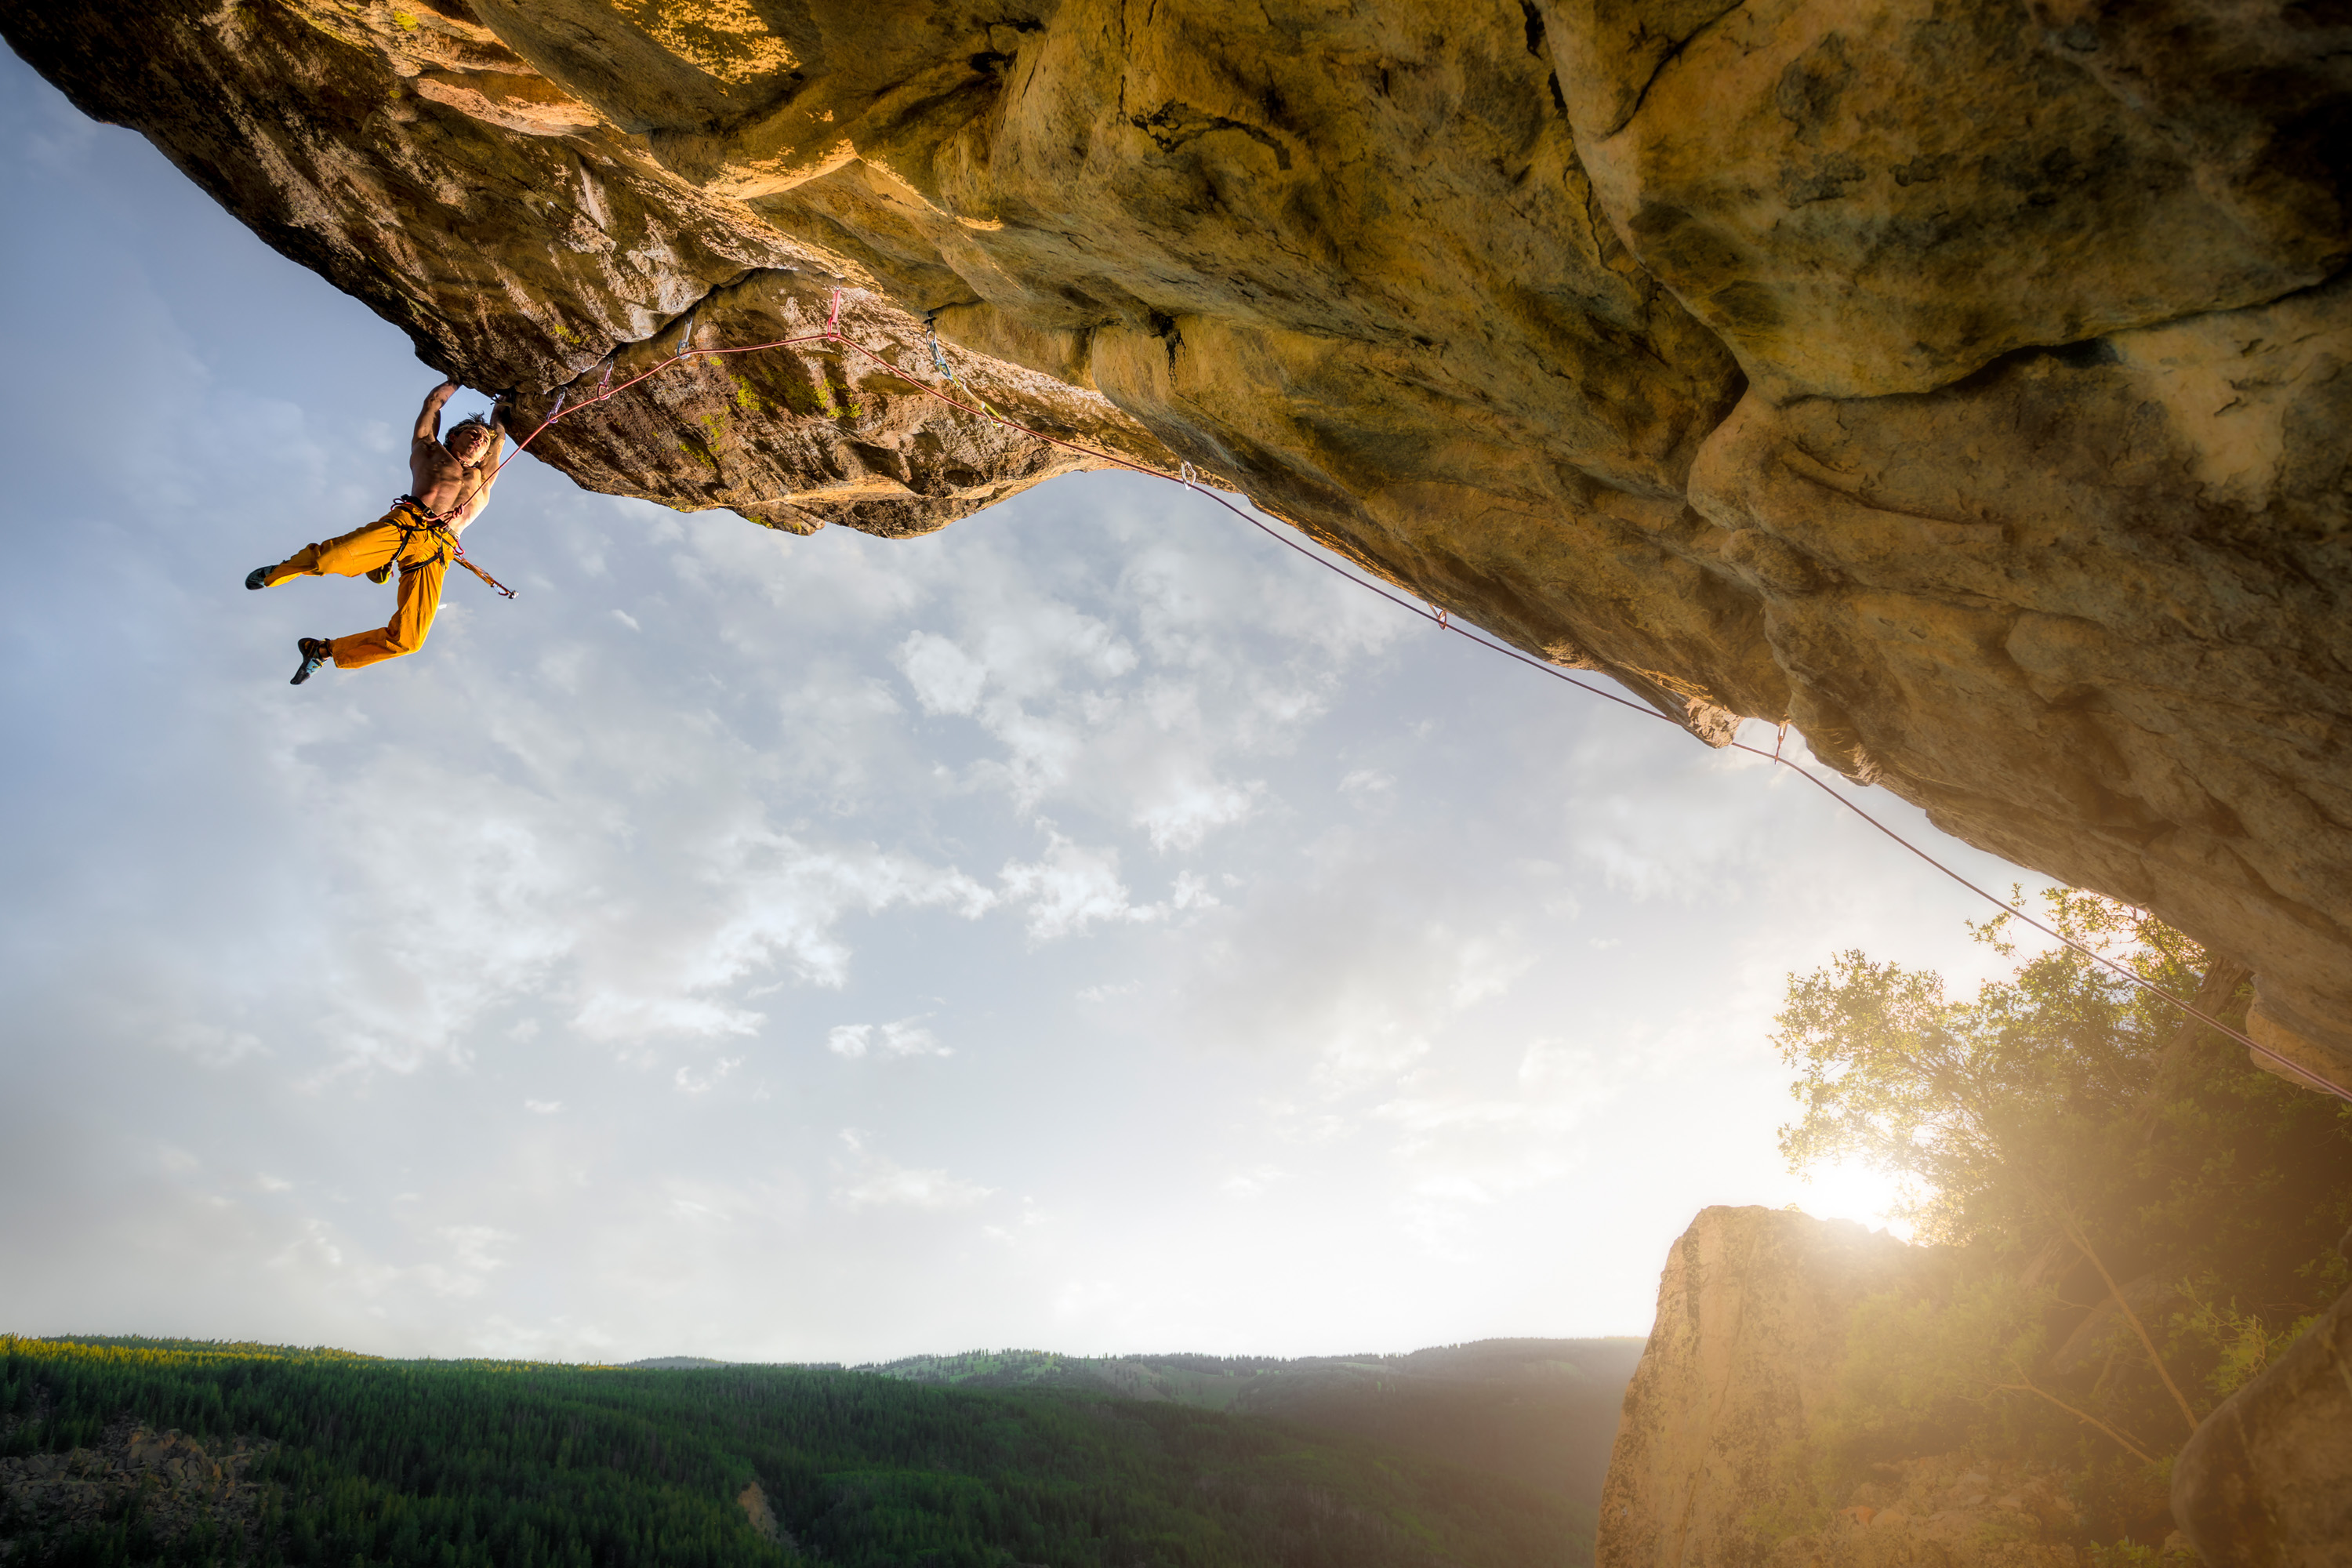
[1769,889,2352,1545]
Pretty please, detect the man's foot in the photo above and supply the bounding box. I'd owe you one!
[245,566,271,590]
[290,637,332,685]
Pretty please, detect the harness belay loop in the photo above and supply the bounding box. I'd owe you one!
[385,494,518,601]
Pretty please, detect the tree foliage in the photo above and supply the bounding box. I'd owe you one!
[1770,889,2352,1548]
[0,1336,1595,1568]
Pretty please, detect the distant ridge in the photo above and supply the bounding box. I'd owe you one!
[543,1338,1646,1504]
[855,1335,1646,1504]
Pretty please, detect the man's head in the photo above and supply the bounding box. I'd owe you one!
[445,416,495,465]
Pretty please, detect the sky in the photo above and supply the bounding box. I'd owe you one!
[0,47,2054,1364]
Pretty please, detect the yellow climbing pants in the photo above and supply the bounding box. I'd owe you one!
[263,505,450,671]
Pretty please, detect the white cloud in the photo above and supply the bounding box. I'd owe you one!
[999,834,1156,942]
[897,630,985,715]
[833,1131,994,1211]
[441,1225,512,1275]
[162,1022,267,1068]
[1220,1166,1289,1199]
[1135,775,1261,852]
[569,841,997,1041]
[1175,857,1536,1093]
[0,74,2043,1362]
[837,1165,993,1210]
[828,1018,949,1059]
[673,1057,743,1094]
[373,1225,519,1301]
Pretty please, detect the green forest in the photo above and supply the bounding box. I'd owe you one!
[857,1338,1643,1505]
[0,1336,1596,1568]
[1767,890,2352,1553]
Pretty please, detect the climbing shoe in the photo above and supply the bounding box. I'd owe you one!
[245,566,271,590]
[290,637,332,686]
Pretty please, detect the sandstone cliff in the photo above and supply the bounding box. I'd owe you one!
[4,0,2350,1082]
[1594,1207,2172,1568]
[1597,1207,1926,1568]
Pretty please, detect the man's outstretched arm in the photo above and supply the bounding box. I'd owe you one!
[412,377,459,448]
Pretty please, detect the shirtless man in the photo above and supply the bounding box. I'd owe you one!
[247,378,507,684]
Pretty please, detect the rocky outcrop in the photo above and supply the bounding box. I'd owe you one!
[1761,1454,2090,1568]
[736,1479,793,1547]
[5,0,2350,1079]
[1595,1208,2100,1568]
[2172,1283,2352,1568]
[0,1424,270,1559]
[1598,1207,1923,1568]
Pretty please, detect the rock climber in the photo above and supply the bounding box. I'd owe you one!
[245,377,507,684]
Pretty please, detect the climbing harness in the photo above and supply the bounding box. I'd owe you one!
[472,295,2352,1103]
[383,492,518,600]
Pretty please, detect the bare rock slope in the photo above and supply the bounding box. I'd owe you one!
[5,0,2350,1078]
[1596,1207,2112,1568]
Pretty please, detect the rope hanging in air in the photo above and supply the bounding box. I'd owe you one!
[462,292,2350,1105]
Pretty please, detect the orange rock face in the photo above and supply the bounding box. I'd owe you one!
[5,0,2348,1079]
[1595,1207,2100,1568]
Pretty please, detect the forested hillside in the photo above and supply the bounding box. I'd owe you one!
[0,1337,1596,1568]
[860,1339,1643,1504]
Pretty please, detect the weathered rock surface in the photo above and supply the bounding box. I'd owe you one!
[1597,1207,1931,1568]
[2172,1283,2352,1568]
[1595,1207,2143,1568]
[1762,1454,2089,1568]
[0,1423,269,1559]
[5,0,2350,1078]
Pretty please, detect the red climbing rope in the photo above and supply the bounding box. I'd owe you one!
[478,297,2352,1104]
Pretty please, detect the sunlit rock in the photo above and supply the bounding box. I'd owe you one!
[5,0,2349,1080]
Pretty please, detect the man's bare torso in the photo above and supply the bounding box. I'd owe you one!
[408,378,503,530]
[409,439,482,520]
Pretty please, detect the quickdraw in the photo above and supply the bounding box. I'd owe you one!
[924,314,1006,423]
[386,495,518,601]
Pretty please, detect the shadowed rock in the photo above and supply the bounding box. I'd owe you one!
[2172,1283,2352,1567]
[5,0,2350,1080]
